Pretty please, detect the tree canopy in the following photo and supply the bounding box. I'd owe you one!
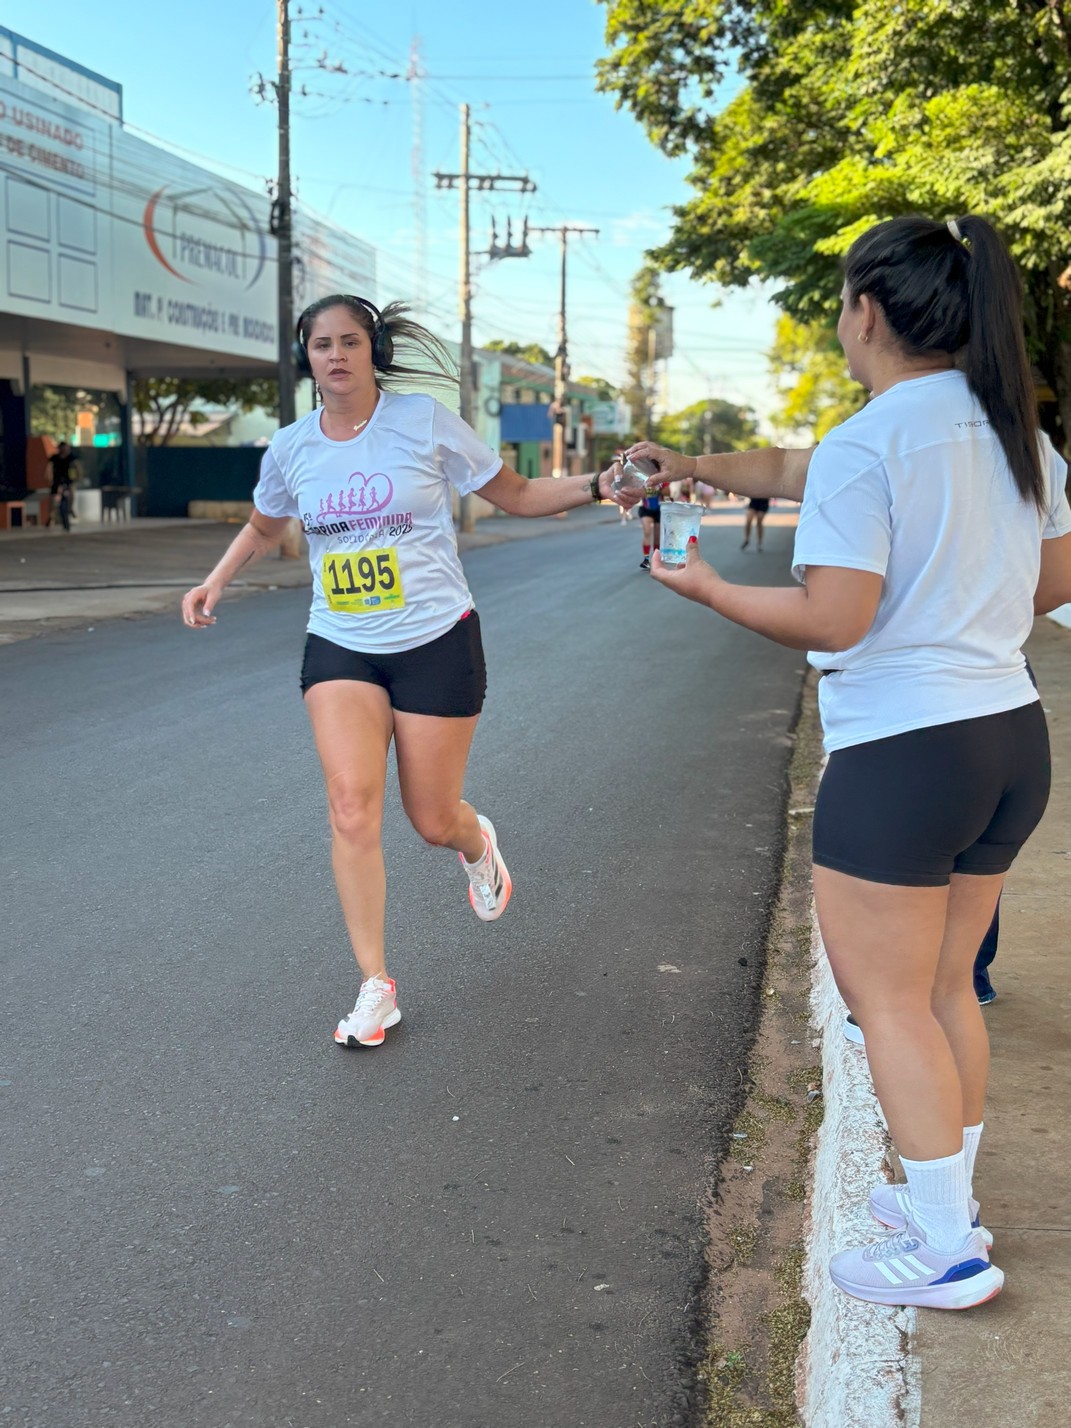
[768,316,864,441]
[597,1,1071,446]
[483,339,556,367]
[656,397,761,455]
[131,378,278,446]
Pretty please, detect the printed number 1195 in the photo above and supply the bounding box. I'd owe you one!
[322,547,405,614]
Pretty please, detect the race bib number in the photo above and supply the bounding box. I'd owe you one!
[322,548,405,614]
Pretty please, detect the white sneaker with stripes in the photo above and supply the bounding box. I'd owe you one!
[334,976,401,1048]
[829,1221,1003,1309]
[460,814,512,923]
[870,1182,993,1248]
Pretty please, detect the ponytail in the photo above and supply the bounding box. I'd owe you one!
[374,301,459,391]
[955,216,1045,510]
[844,215,1045,511]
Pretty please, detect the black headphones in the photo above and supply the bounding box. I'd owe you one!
[293,296,395,377]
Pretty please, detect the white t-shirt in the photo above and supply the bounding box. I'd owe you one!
[253,390,502,653]
[791,370,1071,752]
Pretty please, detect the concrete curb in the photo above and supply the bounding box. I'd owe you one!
[797,909,921,1427]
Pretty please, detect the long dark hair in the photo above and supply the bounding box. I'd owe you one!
[843,216,1045,510]
[299,295,458,390]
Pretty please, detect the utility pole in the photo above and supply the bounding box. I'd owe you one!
[275,0,295,429]
[434,105,535,531]
[529,224,599,477]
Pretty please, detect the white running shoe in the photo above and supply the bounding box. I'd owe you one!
[870,1182,993,1248]
[460,814,512,922]
[843,1013,865,1046]
[334,975,401,1048]
[829,1220,1002,1310]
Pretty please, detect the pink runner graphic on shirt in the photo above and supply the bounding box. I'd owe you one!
[318,472,394,520]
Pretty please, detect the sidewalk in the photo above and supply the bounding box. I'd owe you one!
[0,504,620,644]
[801,612,1071,1427]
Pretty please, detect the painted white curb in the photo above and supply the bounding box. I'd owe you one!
[1046,604,1071,631]
[796,912,921,1428]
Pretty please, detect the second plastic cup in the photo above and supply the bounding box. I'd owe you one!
[659,501,703,567]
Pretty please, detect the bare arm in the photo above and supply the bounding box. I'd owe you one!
[1034,530,1071,615]
[181,509,293,627]
[625,441,816,503]
[478,462,620,517]
[650,546,883,652]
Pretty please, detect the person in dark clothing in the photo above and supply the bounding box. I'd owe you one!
[46,441,79,531]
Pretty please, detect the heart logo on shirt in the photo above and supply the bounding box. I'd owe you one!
[318,472,394,520]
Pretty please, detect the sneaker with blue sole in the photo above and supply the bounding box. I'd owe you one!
[870,1182,993,1248]
[830,1222,1003,1310]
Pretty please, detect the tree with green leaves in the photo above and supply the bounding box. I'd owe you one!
[483,339,556,367]
[623,261,668,438]
[656,397,760,455]
[132,377,278,446]
[597,1,1071,448]
[768,315,865,441]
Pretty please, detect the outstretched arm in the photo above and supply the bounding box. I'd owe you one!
[625,441,816,503]
[181,509,293,627]
[478,462,630,516]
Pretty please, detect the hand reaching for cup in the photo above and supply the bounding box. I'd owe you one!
[624,441,698,485]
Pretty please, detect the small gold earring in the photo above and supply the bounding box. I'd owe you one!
[857,333,869,344]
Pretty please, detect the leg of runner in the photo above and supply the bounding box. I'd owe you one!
[640,514,653,569]
[755,510,766,551]
[741,508,753,550]
[394,711,512,922]
[305,680,394,977]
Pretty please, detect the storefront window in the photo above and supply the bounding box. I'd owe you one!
[30,386,122,449]
[30,386,124,487]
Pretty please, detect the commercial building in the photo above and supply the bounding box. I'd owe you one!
[0,28,373,516]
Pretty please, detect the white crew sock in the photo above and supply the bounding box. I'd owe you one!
[962,1122,984,1201]
[900,1149,974,1255]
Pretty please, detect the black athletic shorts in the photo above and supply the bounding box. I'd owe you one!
[299,611,487,716]
[812,701,1051,887]
[748,498,770,513]
[640,504,661,522]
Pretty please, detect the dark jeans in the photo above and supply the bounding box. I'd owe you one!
[973,902,999,999]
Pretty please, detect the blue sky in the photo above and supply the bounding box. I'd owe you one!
[6,0,780,419]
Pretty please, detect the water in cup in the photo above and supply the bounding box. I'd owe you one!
[659,501,703,567]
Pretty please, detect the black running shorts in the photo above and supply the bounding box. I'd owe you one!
[299,611,487,717]
[812,701,1051,887]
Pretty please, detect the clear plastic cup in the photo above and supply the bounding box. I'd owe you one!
[659,501,703,567]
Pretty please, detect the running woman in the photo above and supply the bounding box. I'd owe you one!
[628,216,1071,1310]
[638,481,667,570]
[182,295,635,1049]
[740,495,769,551]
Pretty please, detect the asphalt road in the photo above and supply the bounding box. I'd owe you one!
[2,514,806,1428]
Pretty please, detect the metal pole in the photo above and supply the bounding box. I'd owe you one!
[458,103,475,532]
[276,0,296,429]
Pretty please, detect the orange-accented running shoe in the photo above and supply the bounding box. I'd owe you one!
[334,976,401,1048]
[460,814,512,922]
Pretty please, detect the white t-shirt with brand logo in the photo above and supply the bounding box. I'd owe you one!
[253,391,502,653]
[791,370,1071,752]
